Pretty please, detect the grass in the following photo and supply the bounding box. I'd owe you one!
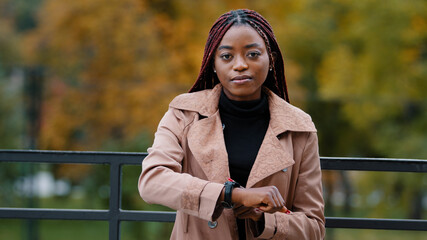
[327,228,427,240]
[1,219,426,240]
[0,219,109,240]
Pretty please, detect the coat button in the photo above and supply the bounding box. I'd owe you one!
[208,221,217,229]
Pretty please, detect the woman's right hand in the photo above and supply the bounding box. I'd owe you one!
[232,186,286,213]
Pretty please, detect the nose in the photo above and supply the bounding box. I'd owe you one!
[233,55,248,71]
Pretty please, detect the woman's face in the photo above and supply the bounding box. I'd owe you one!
[214,25,270,101]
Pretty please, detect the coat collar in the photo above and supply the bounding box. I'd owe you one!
[170,84,316,135]
[170,84,316,186]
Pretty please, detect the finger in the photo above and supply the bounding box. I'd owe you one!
[259,195,286,213]
[269,193,285,213]
[259,205,290,214]
[264,188,278,208]
[279,207,291,214]
[270,189,281,208]
[271,186,285,207]
[258,204,275,213]
[265,187,281,209]
[278,193,286,207]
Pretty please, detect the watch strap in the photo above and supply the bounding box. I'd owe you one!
[222,179,241,208]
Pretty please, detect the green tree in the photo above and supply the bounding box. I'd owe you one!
[316,0,427,158]
[283,0,427,223]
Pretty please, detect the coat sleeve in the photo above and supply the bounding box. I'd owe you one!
[138,108,224,221]
[250,132,325,239]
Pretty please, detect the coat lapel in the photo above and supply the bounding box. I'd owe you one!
[175,85,230,183]
[187,111,230,183]
[246,126,294,188]
[246,89,316,188]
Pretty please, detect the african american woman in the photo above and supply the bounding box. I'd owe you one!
[138,9,325,240]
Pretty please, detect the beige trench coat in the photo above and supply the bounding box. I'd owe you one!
[138,84,325,239]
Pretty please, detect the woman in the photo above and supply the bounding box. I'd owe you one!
[138,9,325,239]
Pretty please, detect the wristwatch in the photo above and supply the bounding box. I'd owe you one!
[221,179,241,208]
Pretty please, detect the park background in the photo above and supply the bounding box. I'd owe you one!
[0,0,426,239]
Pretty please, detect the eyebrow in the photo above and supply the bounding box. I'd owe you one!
[217,43,262,51]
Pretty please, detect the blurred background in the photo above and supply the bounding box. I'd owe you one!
[0,0,426,239]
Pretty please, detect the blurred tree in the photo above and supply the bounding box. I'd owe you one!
[24,0,208,150]
[0,0,26,149]
[0,0,30,207]
[296,0,427,220]
[22,0,306,151]
[259,0,427,226]
[316,0,427,159]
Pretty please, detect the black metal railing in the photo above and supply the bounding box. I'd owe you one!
[0,150,426,239]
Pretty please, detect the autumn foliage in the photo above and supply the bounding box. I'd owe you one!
[1,0,426,157]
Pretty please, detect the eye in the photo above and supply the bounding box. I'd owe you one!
[220,53,232,60]
[247,51,261,58]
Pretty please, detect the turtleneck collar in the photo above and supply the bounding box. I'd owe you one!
[219,90,269,118]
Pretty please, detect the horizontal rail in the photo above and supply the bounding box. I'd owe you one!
[120,210,176,222]
[325,217,427,231]
[0,208,175,222]
[1,208,426,231]
[0,208,109,220]
[320,157,427,172]
[1,150,426,172]
[0,149,426,236]
[0,150,144,165]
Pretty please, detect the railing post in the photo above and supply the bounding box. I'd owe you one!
[109,162,122,240]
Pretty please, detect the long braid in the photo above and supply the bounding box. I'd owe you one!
[190,9,290,102]
[248,12,289,102]
[246,20,281,98]
[192,14,232,91]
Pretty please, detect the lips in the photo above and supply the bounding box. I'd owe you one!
[231,75,252,83]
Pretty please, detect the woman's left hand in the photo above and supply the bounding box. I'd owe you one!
[233,204,263,221]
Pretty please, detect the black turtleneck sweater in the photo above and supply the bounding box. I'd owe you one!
[219,90,270,239]
[219,90,270,187]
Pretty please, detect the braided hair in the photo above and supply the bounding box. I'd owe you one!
[189,9,289,102]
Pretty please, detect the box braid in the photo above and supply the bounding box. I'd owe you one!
[189,9,289,102]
